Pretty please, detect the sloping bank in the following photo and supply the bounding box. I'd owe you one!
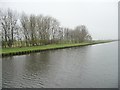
[1,40,115,57]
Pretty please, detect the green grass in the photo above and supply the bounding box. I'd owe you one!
[1,40,116,56]
[1,42,88,54]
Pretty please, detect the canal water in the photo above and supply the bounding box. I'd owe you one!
[2,41,118,88]
[0,57,2,89]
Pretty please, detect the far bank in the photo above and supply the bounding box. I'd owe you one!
[1,40,116,57]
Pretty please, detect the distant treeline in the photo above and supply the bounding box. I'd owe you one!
[0,9,92,48]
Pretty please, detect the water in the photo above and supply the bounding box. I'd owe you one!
[2,41,118,88]
[0,57,2,89]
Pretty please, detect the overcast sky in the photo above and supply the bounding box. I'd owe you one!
[0,0,118,40]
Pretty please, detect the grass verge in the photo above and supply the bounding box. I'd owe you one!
[1,40,116,57]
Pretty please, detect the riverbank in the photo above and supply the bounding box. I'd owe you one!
[1,40,116,57]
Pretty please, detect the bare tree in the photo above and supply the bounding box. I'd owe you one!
[1,9,92,48]
[74,25,91,42]
[20,12,30,46]
[36,15,44,45]
[50,17,60,40]
[0,9,18,47]
[58,27,64,42]
[29,14,37,46]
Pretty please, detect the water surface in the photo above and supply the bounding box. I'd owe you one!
[2,41,118,88]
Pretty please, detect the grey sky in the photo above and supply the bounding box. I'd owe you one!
[0,0,118,40]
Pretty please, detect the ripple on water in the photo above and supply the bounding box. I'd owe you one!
[2,42,118,88]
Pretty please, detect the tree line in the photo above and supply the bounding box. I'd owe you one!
[0,9,92,48]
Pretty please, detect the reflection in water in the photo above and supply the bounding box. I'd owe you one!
[2,42,118,88]
[2,57,16,88]
[24,52,50,73]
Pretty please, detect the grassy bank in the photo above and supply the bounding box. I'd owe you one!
[1,40,116,57]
